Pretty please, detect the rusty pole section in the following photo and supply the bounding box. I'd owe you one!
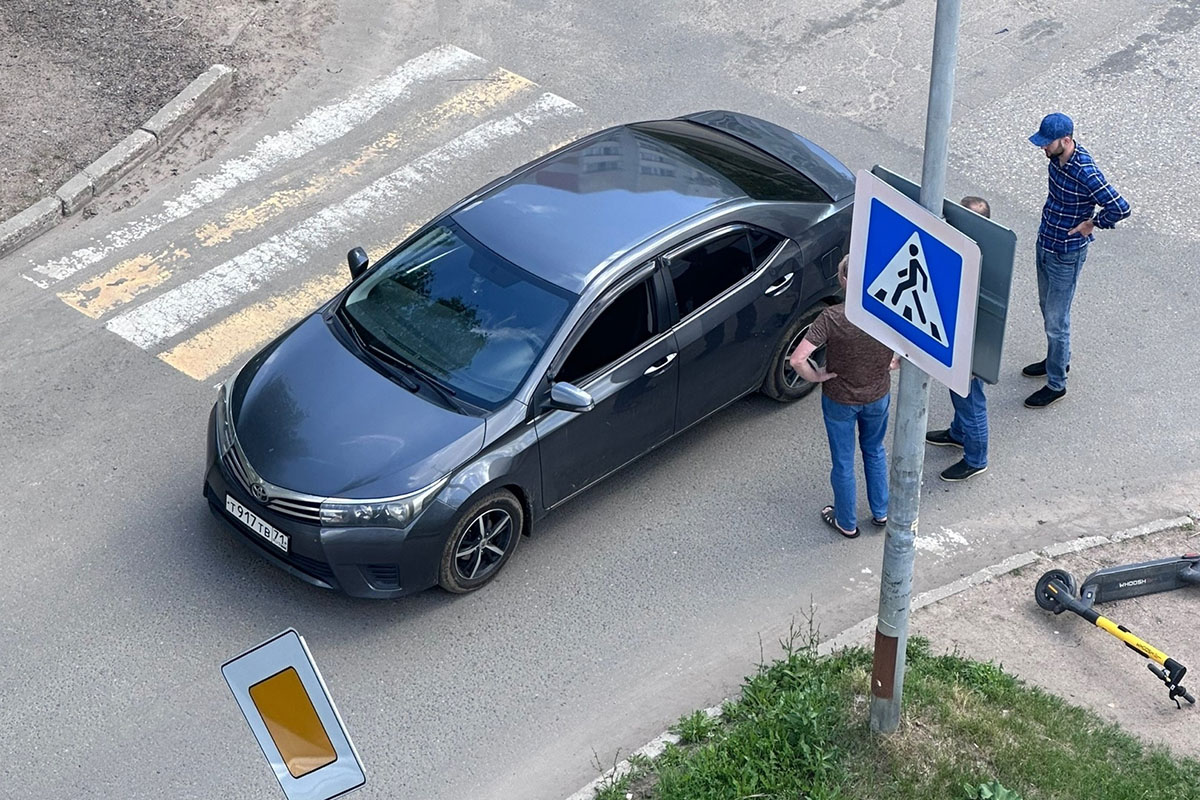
[869,0,962,734]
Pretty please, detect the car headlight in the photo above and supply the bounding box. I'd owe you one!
[319,476,450,528]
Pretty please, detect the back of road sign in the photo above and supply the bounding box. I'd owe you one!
[870,164,1017,385]
[223,629,366,800]
[846,169,981,396]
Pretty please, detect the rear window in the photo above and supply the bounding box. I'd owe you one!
[631,120,831,204]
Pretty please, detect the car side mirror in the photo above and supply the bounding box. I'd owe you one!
[548,381,594,412]
[347,247,369,279]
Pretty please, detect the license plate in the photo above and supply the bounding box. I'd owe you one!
[226,494,290,553]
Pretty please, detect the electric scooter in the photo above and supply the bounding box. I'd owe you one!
[1034,553,1199,709]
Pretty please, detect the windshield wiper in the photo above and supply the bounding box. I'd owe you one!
[336,306,465,411]
[387,350,464,410]
[365,340,463,411]
[335,307,420,392]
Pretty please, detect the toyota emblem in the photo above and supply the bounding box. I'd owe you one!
[251,483,269,503]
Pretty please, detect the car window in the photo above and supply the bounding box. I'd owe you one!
[341,222,575,409]
[630,120,831,203]
[668,230,756,319]
[748,228,783,266]
[557,277,656,385]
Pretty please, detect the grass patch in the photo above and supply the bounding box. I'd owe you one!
[594,631,1200,800]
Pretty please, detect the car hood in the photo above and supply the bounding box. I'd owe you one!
[230,315,484,499]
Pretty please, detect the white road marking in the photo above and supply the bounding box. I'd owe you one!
[106,93,581,349]
[26,44,484,287]
[914,526,970,554]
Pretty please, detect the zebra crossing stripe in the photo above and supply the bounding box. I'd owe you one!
[156,230,417,380]
[26,44,483,287]
[105,93,581,350]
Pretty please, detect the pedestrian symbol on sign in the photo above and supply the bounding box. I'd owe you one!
[867,232,947,345]
[846,169,981,397]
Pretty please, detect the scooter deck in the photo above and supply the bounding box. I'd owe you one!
[1080,553,1200,606]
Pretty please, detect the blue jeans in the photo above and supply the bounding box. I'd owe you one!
[949,377,988,468]
[821,393,890,532]
[1036,245,1088,391]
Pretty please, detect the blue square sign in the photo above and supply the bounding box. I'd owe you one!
[846,170,981,396]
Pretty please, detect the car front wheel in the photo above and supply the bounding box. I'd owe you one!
[438,489,523,594]
[761,304,827,402]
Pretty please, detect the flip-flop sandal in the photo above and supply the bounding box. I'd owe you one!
[821,505,859,539]
[871,516,887,528]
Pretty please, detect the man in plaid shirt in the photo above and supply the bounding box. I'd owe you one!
[1023,112,1130,408]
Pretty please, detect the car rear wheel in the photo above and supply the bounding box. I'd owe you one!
[761,304,827,402]
[438,489,523,594]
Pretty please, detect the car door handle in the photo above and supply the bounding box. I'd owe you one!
[765,272,794,296]
[643,352,677,376]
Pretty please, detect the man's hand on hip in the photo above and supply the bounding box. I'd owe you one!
[1068,218,1096,237]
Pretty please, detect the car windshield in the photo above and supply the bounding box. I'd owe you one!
[342,222,575,409]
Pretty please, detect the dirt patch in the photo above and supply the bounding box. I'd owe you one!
[0,0,335,221]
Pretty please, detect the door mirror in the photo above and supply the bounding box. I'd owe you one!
[548,381,594,413]
[347,247,370,279]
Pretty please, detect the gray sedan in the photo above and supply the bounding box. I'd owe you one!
[203,110,854,597]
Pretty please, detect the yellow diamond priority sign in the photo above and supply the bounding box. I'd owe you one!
[223,629,365,800]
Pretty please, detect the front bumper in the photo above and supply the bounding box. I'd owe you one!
[203,404,452,599]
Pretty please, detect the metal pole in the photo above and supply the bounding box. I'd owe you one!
[869,0,962,734]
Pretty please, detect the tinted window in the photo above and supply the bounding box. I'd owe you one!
[669,231,755,318]
[748,228,783,266]
[558,278,655,384]
[342,223,574,408]
[630,120,830,203]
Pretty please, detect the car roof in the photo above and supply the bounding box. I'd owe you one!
[451,117,837,294]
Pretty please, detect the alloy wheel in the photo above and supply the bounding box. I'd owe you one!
[453,508,514,582]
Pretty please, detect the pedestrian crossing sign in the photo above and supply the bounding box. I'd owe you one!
[846,169,981,396]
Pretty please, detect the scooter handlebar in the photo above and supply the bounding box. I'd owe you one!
[1148,663,1196,706]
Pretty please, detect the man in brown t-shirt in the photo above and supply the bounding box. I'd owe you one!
[789,255,896,538]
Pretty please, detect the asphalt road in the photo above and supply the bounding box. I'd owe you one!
[2,1,1199,798]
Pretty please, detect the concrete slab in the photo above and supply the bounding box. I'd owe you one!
[141,64,235,148]
[56,172,93,217]
[83,129,158,195]
[0,197,61,259]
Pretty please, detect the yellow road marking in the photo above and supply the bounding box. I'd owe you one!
[159,231,415,380]
[57,247,190,318]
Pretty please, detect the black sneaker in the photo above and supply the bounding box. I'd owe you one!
[1024,385,1066,408]
[940,459,987,482]
[1022,359,1069,378]
[925,428,963,448]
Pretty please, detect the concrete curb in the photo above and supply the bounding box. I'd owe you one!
[564,513,1197,800]
[0,64,235,260]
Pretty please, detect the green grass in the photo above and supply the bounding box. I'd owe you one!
[602,633,1200,800]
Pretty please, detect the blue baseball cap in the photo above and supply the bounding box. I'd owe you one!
[1029,112,1073,146]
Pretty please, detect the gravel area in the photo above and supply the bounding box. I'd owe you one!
[0,0,335,220]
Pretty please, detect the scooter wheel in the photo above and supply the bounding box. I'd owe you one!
[1035,569,1077,612]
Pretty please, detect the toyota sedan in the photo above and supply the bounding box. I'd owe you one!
[203,110,854,597]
